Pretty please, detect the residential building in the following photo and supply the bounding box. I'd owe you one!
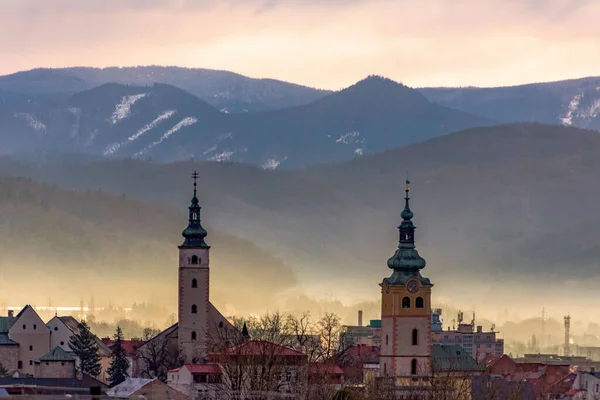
[102,338,145,378]
[432,315,504,362]
[47,315,113,383]
[342,318,381,348]
[0,305,50,375]
[168,364,224,399]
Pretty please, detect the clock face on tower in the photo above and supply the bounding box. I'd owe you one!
[407,279,419,294]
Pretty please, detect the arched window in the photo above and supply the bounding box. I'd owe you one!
[191,255,198,265]
[386,335,389,345]
[411,359,417,375]
[412,329,418,345]
[416,297,424,308]
[191,331,197,341]
[402,296,411,308]
[191,304,197,314]
[192,279,198,288]
[384,363,387,376]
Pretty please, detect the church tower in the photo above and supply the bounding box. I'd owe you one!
[380,180,433,379]
[178,171,211,364]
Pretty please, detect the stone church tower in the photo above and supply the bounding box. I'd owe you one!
[178,172,211,364]
[380,180,433,379]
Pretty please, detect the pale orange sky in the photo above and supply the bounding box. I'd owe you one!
[1,0,599,89]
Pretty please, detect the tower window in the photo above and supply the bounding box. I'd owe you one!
[386,335,388,345]
[191,255,198,265]
[412,329,418,346]
[411,359,418,375]
[416,297,424,308]
[192,278,198,288]
[192,331,197,341]
[191,304,198,314]
[402,297,411,308]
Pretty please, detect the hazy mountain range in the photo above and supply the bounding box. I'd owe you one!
[0,76,488,168]
[2,123,600,319]
[2,67,600,169]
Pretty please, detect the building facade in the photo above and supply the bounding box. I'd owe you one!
[432,317,504,362]
[379,181,433,380]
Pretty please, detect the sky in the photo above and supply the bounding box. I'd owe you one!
[1,0,600,90]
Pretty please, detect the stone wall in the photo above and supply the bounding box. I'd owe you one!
[35,360,76,379]
[0,345,19,372]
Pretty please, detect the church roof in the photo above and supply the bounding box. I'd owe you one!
[39,346,76,362]
[0,318,9,334]
[180,171,210,249]
[387,181,426,270]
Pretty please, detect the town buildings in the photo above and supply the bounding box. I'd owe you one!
[431,315,504,362]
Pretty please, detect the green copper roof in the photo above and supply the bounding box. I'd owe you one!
[432,345,484,372]
[387,182,427,272]
[0,333,17,346]
[39,346,76,362]
[180,171,210,249]
[0,317,9,333]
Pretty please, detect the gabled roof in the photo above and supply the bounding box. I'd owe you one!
[0,333,17,346]
[432,345,483,372]
[105,378,155,398]
[39,346,76,362]
[53,316,112,356]
[102,339,145,357]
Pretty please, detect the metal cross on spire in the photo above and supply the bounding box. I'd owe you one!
[191,171,199,197]
[405,172,411,198]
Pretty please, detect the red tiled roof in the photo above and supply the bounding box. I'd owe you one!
[483,353,505,368]
[102,339,145,357]
[185,364,222,375]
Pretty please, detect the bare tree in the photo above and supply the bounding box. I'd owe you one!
[134,328,181,381]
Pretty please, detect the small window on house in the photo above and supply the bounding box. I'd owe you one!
[29,345,33,351]
[46,362,49,366]
[60,341,64,346]
[219,322,224,328]
[23,324,26,329]
[18,361,22,369]
[411,359,417,375]
[192,331,197,341]
[191,304,197,314]
[192,279,198,288]
[29,360,33,366]
[33,324,37,330]
[61,362,65,366]
[402,297,411,308]
[384,363,387,376]
[54,327,58,331]
[191,255,198,265]
[412,329,418,346]
[416,297,424,308]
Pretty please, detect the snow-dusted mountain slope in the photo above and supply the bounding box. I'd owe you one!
[0,66,331,113]
[419,76,600,131]
[0,77,490,168]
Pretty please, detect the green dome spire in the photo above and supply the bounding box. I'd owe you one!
[180,171,210,249]
[387,179,426,271]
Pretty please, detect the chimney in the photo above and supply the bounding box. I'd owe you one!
[477,326,483,333]
[358,310,363,327]
[7,310,14,327]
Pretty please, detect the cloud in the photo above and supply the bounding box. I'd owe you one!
[0,0,599,89]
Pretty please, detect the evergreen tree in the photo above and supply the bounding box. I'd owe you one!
[69,320,102,377]
[107,326,130,387]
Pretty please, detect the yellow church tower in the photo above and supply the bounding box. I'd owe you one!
[380,180,433,380]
